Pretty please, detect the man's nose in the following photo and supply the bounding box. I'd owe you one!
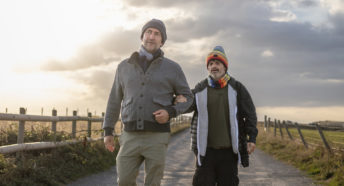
[148,33,155,39]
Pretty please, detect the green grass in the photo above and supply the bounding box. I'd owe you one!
[266,125,344,150]
[257,126,344,186]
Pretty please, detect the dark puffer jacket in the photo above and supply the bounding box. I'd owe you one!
[187,77,258,167]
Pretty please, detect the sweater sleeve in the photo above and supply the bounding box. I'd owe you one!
[102,67,123,136]
[170,65,194,116]
[238,83,258,143]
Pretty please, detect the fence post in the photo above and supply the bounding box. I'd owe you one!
[315,123,332,153]
[17,107,26,144]
[72,110,77,138]
[264,115,267,132]
[278,120,283,139]
[87,112,92,137]
[274,119,277,136]
[101,112,105,137]
[52,109,57,142]
[284,120,293,140]
[295,122,308,148]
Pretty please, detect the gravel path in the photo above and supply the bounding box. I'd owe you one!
[68,129,317,186]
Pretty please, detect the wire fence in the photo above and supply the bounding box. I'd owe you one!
[263,115,344,154]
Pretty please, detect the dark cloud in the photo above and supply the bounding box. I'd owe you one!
[329,13,344,35]
[298,0,318,7]
[124,0,205,7]
[164,0,344,107]
[45,0,344,108]
[41,45,117,71]
[69,67,117,103]
[41,28,140,71]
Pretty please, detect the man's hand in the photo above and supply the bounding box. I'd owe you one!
[247,142,256,154]
[174,95,187,105]
[104,136,115,152]
[153,109,169,124]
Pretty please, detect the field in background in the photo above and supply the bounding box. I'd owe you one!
[257,124,344,185]
[261,122,344,151]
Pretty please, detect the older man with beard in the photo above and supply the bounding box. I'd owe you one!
[177,46,258,186]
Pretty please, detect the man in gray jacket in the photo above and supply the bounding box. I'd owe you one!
[102,19,193,186]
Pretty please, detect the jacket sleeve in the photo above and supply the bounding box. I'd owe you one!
[102,67,123,136]
[183,89,197,114]
[238,83,258,143]
[166,65,193,117]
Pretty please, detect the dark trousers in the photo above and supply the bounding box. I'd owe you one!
[193,148,239,186]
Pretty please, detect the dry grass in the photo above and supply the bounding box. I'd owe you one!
[257,124,344,186]
[261,123,344,151]
[0,120,122,146]
[170,121,191,134]
[0,118,187,146]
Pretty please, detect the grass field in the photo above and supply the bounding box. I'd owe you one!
[257,124,344,186]
[262,123,344,151]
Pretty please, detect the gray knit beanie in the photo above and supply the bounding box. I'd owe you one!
[140,19,167,45]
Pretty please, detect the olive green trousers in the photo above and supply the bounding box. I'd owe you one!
[116,131,170,186]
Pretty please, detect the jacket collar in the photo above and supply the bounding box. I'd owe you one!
[127,49,164,65]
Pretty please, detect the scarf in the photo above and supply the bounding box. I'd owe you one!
[138,45,162,72]
[139,45,154,61]
[207,72,230,88]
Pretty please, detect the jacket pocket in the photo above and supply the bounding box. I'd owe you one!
[122,97,133,108]
[121,97,133,121]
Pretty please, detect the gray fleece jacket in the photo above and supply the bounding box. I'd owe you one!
[102,50,193,135]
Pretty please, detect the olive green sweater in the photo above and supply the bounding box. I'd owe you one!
[207,86,231,148]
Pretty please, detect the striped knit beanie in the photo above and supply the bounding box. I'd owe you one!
[206,46,229,70]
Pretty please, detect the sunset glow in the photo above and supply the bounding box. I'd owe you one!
[1,0,344,123]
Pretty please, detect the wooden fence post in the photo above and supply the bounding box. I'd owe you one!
[264,115,267,132]
[315,123,332,153]
[278,120,283,139]
[72,111,77,138]
[274,119,277,136]
[17,107,26,144]
[295,122,308,148]
[87,112,92,137]
[284,120,293,140]
[52,109,57,142]
[101,112,105,137]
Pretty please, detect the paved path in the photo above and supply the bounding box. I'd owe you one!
[68,129,316,186]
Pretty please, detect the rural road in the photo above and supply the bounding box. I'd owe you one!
[68,129,316,186]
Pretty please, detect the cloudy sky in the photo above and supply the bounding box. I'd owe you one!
[0,0,343,123]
